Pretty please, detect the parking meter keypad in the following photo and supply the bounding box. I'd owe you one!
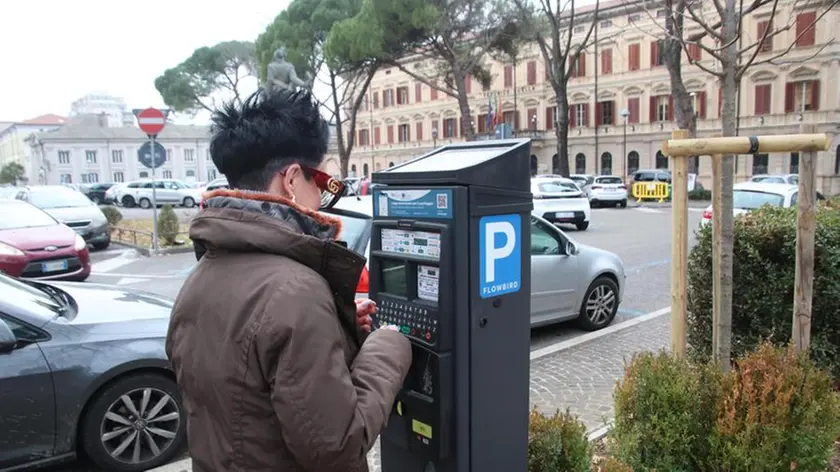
[376,298,437,344]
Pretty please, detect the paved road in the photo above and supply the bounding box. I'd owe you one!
[50,204,700,471]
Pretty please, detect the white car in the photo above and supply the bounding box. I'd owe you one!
[585,175,628,208]
[750,173,798,185]
[700,181,802,228]
[114,179,202,209]
[531,177,592,231]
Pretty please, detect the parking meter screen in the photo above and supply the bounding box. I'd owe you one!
[380,259,408,297]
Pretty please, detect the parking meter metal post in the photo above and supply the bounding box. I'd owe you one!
[370,139,533,472]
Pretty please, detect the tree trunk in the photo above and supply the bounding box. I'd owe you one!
[453,70,475,140]
[715,0,740,373]
[664,0,698,171]
[554,90,571,177]
[330,72,351,178]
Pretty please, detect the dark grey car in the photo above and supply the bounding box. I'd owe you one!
[0,275,186,471]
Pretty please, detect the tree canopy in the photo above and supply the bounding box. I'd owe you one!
[0,162,25,184]
[154,40,257,114]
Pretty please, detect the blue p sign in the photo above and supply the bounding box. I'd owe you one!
[479,214,522,299]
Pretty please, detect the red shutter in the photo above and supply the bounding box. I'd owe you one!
[667,96,674,121]
[688,43,701,61]
[754,85,763,115]
[504,66,513,87]
[373,91,379,108]
[583,104,590,127]
[357,130,363,146]
[527,61,537,85]
[570,105,577,128]
[649,96,657,122]
[527,108,537,128]
[601,49,612,74]
[416,122,423,141]
[796,12,817,47]
[595,102,603,126]
[629,44,640,70]
[650,41,658,67]
[757,21,772,53]
[387,125,394,144]
[568,55,575,77]
[611,100,617,125]
[430,85,438,100]
[546,107,554,129]
[628,97,639,123]
[698,91,707,119]
[811,80,820,111]
[579,52,587,76]
[464,76,471,94]
[374,127,381,145]
[784,82,795,112]
[415,83,422,103]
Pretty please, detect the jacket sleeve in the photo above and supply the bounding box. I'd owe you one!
[255,274,412,471]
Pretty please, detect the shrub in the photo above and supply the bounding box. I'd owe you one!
[100,206,123,226]
[527,407,592,472]
[611,351,721,472]
[157,204,180,245]
[711,343,840,472]
[687,204,840,378]
[688,188,711,200]
[596,457,634,472]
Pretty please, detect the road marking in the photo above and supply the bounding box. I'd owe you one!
[626,258,670,272]
[89,272,184,279]
[116,277,148,285]
[634,207,664,214]
[530,306,670,360]
[90,251,140,273]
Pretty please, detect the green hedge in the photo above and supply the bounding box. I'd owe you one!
[687,204,840,377]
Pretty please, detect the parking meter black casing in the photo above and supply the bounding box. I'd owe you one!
[370,139,533,472]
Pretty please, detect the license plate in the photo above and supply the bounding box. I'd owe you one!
[42,260,68,273]
[556,212,574,219]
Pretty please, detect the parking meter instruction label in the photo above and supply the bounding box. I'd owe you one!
[381,229,441,259]
[479,214,522,298]
[417,265,439,302]
[374,189,453,219]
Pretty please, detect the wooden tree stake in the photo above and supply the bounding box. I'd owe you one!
[669,129,690,357]
[793,123,817,352]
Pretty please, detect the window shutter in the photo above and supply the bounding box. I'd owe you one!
[416,122,423,141]
[810,80,820,111]
[649,96,657,122]
[754,85,764,115]
[464,76,471,94]
[629,44,640,70]
[569,55,576,77]
[357,130,363,146]
[583,104,590,127]
[546,107,554,129]
[611,100,617,124]
[698,91,707,119]
[595,102,603,126]
[430,84,438,100]
[601,49,612,74]
[579,52,587,76]
[757,21,771,52]
[374,127,381,145]
[387,125,394,144]
[570,105,577,128]
[527,108,537,128]
[373,91,379,108]
[668,96,674,121]
[504,66,513,87]
[527,61,537,85]
[650,41,658,67]
[796,12,817,47]
[629,97,639,123]
[784,82,795,112]
[415,83,422,103]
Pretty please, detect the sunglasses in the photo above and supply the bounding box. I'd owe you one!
[299,165,346,209]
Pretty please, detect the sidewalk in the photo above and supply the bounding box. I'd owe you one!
[151,312,672,472]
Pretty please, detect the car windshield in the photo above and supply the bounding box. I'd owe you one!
[29,189,93,209]
[0,204,56,229]
[537,181,580,193]
[0,275,68,320]
[595,177,623,184]
[733,190,785,209]
[752,176,785,184]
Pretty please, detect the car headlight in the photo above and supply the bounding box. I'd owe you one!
[74,234,88,251]
[0,242,24,256]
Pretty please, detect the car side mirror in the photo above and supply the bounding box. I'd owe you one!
[566,241,579,256]
[0,319,17,353]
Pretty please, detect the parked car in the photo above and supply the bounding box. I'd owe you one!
[631,169,671,184]
[750,173,799,185]
[114,179,202,209]
[570,174,595,190]
[16,186,110,250]
[0,200,91,281]
[0,186,20,199]
[586,175,628,208]
[203,177,229,192]
[84,182,117,205]
[328,196,625,330]
[699,181,825,228]
[0,274,186,471]
[531,176,592,231]
[103,183,125,204]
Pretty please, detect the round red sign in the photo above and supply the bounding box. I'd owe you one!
[136,108,167,135]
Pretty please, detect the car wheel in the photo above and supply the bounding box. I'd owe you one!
[121,196,135,208]
[93,239,110,250]
[91,196,101,204]
[576,276,619,331]
[183,197,195,208]
[81,373,186,472]
[139,198,151,209]
[618,200,627,208]
[575,221,589,231]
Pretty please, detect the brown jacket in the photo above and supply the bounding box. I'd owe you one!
[166,190,412,472]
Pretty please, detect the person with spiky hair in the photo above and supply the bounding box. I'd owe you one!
[167,89,411,472]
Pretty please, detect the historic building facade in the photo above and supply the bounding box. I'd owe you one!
[336,0,840,193]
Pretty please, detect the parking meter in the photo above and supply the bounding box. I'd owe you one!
[370,139,533,472]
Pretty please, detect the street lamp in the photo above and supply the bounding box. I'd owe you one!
[531,114,537,131]
[620,108,630,180]
[432,128,438,147]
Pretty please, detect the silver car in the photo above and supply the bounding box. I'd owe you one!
[328,196,626,331]
[16,186,111,250]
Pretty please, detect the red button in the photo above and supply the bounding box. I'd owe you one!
[411,328,416,335]
[424,332,431,341]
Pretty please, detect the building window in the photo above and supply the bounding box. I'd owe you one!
[139,171,149,178]
[504,66,513,88]
[358,129,371,146]
[655,151,668,169]
[350,164,357,176]
[81,173,99,183]
[111,150,123,163]
[60,173,72,183]
[166,149,173,161]
[600,19,612,28]
[383,89,395,107]
[186,170,196,178]
[85,150,97,164]
[389,162,395,167]
[113,171,124,182]
[206,149,211,161]
[792,81,818,112]
[443,118,457,138]
[58,150,70,164]
[657,96,669,122]
[627,151,640,174]
[752,153,769,175]
[628,14,641,22]
[650,40,665,67]
[184,149,195,163]
[656,8,667,17]
[396,86,410,105]
[363,163,369,178]
[600,152,613,175]
[754,84,772,115]
[574,25,585,33]
[757,20,773,53]
[163,170,172,179]
[575,153,586,174]
[398,124,411,142]
[597,101,614,125]
[790,152,800,173]
[575,104,586,127]
[795,11,817,47]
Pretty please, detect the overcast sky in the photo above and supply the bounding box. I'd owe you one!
[0,0,289,123]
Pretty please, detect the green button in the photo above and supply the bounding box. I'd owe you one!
[400,326,410,334]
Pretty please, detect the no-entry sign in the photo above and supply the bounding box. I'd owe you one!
[136,108,167,136]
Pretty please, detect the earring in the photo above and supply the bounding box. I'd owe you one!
[291,194,296,203]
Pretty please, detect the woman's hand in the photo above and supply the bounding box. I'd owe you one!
[355,299,376,333]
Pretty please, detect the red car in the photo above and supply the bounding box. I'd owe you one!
[0,200,91,281]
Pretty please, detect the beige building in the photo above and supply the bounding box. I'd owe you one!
[0,114,67,182]
[334,0,840,194]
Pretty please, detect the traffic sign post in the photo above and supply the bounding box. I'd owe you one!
[134,107,170,254]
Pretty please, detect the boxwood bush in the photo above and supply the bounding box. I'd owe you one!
[686,203,840,377]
